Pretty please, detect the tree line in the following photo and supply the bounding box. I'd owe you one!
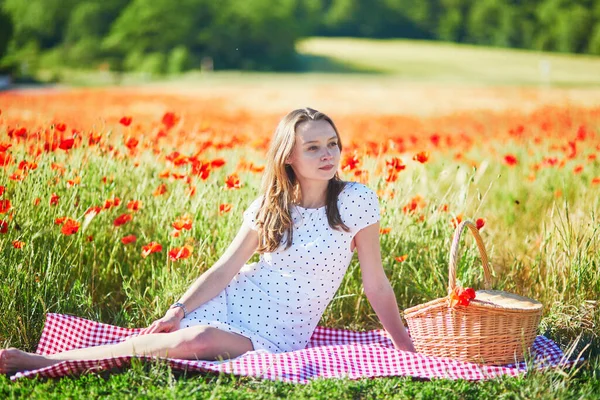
[1,0,599,76]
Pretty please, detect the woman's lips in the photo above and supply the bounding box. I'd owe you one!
[319,165,334,171]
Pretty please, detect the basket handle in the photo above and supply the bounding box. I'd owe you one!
[448,220,492,296]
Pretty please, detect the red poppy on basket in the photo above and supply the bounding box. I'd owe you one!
[449,287,476,307]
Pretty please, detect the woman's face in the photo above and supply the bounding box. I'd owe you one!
[286,119,341,183]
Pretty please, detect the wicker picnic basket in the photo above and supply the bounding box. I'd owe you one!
[403,220,543,365]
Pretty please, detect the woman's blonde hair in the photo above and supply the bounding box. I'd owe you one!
[254,108,349,253]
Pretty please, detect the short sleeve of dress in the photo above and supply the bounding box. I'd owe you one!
[339,182,381,236]
[242,196,263,231]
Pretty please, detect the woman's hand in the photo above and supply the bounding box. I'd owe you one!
[139,307,184,335]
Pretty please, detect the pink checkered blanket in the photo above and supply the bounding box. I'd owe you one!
[10,313,577,383]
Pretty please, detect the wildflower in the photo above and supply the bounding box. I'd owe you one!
[0,143,12,152]
[395,254,408,262]
[341,153,360,171]
[169,245,193,261]
[119,116,132,127]
[172,215,193,231]
[450,287,476,307]
[211,158,226,168]
[121,235,137,245]
[85,206,102,216]
[219,203,233,215]
[127,200,143,211]
[59,138,75,151]
[50,193,60,206]
[114,213,132,227]
[224,174,241,190]
[141,242,162,258]
[125,137,139,151]
[0,199,11,214]
[476,218,485,230]
[67,176,81,187]
[592,177,600,185]
[573,165,583,174]
[61,219,80,235]
[0,186,4,196]
[12,240,25,249]
[413,151,429,164]
[379,227,391,234]
[161,112,179,130]
[153,184,167,196]
[451,214,463,229]
[0,220,8,233]
[55,123,66,132]
[503,154,518,166]
[54,217,67,225]
[386,157,406,172]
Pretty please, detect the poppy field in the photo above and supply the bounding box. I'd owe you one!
[0,84,599,396]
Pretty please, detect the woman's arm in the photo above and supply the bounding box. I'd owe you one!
[354,222,416,352]
[173,223,259,316]
[141,223,258,334]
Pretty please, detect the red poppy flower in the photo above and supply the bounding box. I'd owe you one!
[219,203,232,215]
[211,158,226,168]
[379,227,391,234]
[451,214,463,229]
[54,217,67,225]
[50,193,60,206]
[341,153,360,171]
[55,123,67,132]
[0,220,8,234]
[114,213,132,227]
[395,254,408,262]
[503,154,518,166]
[127,200,142,211]
[61,219,80,235]
[0,186,4,196]
[573,165,583,174]
[125,137,139,150]
[450,286,476,307]
[85,206,102,216]
[413,151,429,164]
[12,240,25,249]
[0,143,12,152]
[0,199,11,214]
[191,160,211,180]
[386,157,406,172]
[476,218,485,230]
[168,245,193,261]
[224,173,241,190]
[141,242,162,258]
[172,215,193,231]
[119,116,132,127]
[153,184,167,197]
[161,112,179,130]
[59,138,75,151]
[592,177,600,185]
[121,235,137,245]
[0,152,11,167]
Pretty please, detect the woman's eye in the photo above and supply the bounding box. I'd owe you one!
[329,142,338,147]
[308,146,318,151]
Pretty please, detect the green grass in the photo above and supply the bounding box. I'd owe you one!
[297,37,600,87]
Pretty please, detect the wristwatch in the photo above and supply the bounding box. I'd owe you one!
[169,302,188,318]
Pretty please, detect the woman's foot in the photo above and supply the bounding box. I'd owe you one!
[0,348,57,374]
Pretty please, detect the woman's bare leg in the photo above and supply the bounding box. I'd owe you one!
[0,325,253,374]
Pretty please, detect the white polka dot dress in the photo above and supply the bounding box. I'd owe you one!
[180,181,380,353]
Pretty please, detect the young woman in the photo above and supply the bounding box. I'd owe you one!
[0,108,415,374]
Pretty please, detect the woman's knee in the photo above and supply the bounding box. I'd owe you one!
[177,325,218,354]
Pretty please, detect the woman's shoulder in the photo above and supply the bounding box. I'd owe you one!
[339,181,378,201]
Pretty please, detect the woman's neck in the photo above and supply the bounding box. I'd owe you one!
[295,180,329,208]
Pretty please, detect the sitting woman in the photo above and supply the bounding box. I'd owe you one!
[0,107,415,374]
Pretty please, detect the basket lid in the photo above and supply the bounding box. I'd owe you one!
[474,290,542,310]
